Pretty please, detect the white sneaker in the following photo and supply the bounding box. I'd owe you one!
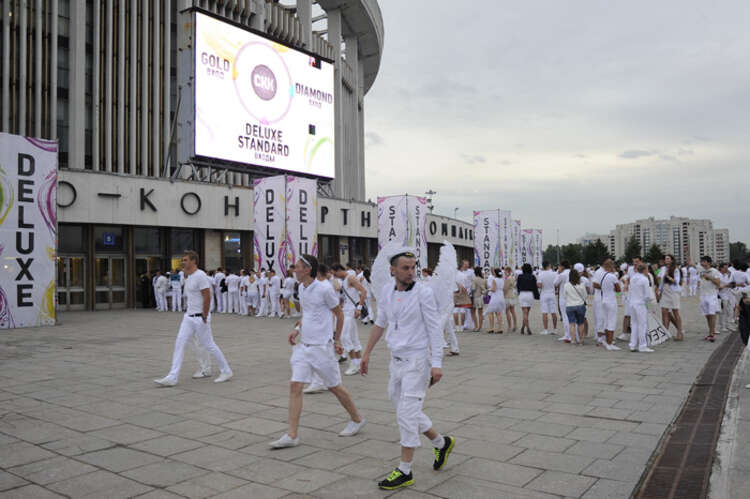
[540,329,550,335]
[154,376,177,387]
[638,347,655,353]
[344,364,360,376]
[608,344,621,351]
[549,330,558,335]
[192,369,212,379]
[338,418,366,437]
[617,334,629,341]
[270,434,300,449]
[214,371,233,383]
[558,336,568,341]
[745,384,750,389]
[303,383,327,394]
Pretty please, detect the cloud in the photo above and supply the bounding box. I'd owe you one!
[619,149,655,159]
[365,132,384,147]
[659,154,679,162]
[461,154,487,164]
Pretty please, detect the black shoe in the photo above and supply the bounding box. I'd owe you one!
[377,468,414,490]
[338,356,347,363]
[433,436,456,470]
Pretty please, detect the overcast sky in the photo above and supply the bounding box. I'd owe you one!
[363,0,749,245]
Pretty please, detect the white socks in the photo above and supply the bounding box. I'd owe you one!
[431,435,445,449]
[398,461,412,474]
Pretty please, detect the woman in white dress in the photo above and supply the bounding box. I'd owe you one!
[503,267,518,333]
[486,268,505,334]
[658,254,684,341]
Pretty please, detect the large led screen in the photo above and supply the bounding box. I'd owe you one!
[194,12,335,178]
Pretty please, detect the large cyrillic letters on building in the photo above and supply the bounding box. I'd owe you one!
[0,133,57,328]
[377,195,428,277]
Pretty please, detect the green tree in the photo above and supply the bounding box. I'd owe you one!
[730,241,749,262]
[543,245,560,266]
[560,243,583,264]
[644,243,665,264]
[623,235,642,262]
[582,239,611,266]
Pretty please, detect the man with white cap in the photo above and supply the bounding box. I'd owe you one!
[270,254,366,449]
[361,247,456,491]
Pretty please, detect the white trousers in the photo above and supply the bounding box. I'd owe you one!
[258,295,269,316]
[247,291,259,311]
[593,297,604,333]
[689,281,698,296]
[444,320,459,353]
[210,289,215,312]
[559,296,570,339]
[171,288,183,312]
[340,313,361,353]
[239,292,248,315]
[270,293,282,317]
[629,304,648,350]
[167,315,231,381]
[719,297,733,331]
[215,287,224,313]
[190,335,212,373]
[464,308,475,330]
[388,353,432,448]
[156,289,167,311]
[228,291,240,314]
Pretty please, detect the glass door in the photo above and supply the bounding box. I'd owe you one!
[135,257,161,308]
[95,256,127,309]
[56,256,86,311]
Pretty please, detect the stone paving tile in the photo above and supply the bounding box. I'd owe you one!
[0,469,29,491]
[7,456,97,485]
[0,306,730,499]
[0,484,65,498]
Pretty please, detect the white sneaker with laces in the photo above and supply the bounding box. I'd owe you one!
[154,376,177,387]
[192,369,212,379]
[344,364,360,376]
[270,434,300,449]
[339,418,366,437]
[638,347,655,353]
[303,383,327,394]
[617,333,629,341]
[214,371,233,383]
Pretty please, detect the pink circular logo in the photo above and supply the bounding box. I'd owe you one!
[251,65,277,101]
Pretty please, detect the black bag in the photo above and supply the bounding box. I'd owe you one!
[220,278,227,293]
[739,295,750,346]
[342,286,368,318]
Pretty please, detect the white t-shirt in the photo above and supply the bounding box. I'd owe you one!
[599,272,619,303]
[184,269,212,315]
[732,270,749,287]
[689,266,699,281]
[258,277,268,296]
[659,266,681,290]
[226,274,240,292]
[629,273,651,305]
[554,270,570,299]
[283,276,296,292]
[214,271,225,289]
[699,268,721,296]
[269,275,282,294]
[719,272,733,299]
[374,282,443,368]
[240,275,250,293]
[341,270,359,312]
[299,279,340,344]
[156,275,169,292]
[538,270,557,296]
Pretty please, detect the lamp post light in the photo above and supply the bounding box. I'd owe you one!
[424,190,436,213]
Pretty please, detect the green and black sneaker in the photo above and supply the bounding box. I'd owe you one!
[433,435,456,470]
[377,468,414,490]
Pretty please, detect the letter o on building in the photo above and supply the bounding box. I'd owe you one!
[180,192,202,215]
[57,181,77,208]
[429,221,437,236]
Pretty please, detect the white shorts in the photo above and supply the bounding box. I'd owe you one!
[518,291,534,308]
[700,295,720,316]
[540,294,556,314]
[290,342,341,388]
[602,300,618,331]
[281,290,293,299]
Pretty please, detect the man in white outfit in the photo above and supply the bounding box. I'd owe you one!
[269,269,283,318]
[154,251,233,386]
[699,256,722,341]
[225,270,241,314]
[628,263,654,353]
[538,261,558,335]
[170,270,184,312]
[152,271,160,310]
[361,248,456,491]
[213,268,226,313]
[594,259,621,351]
[257,271,270,317]
[332,263,367,375]
[719,263,734,333]
[156,271,169,312]
[591,263,606,343]
[269,254,366,449]
[618,258,641,342]
[554,261,571,341]
[239,269,250,315]
[688,264,699,296]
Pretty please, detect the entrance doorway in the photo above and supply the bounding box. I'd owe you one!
[57,256,86,311]
[135,257,162,308]
[95,256,127,309]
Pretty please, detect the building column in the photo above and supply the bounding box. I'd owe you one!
[68,0,86,165]
[327,9,344,198]
[296,0,312,48]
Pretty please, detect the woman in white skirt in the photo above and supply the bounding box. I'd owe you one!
[658,254,684,341]
[516,263,539,335]
[503,267,518,332]
[486,268,505,334]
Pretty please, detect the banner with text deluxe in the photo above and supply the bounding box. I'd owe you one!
[253,175,286,275]
[377,195,428,278]
[285,176,317,270]
[0,133,56,328]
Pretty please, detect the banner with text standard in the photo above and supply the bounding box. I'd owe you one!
[254,175,286,275]
[521,229,534,266]
[0,133,57,328]
[473,210,501,276]
[499,210,512,268]
[511,219,521,270]
[533,229,543,268]
[285,176,317,270]
[194,12,335,178]
[377,195,428,278]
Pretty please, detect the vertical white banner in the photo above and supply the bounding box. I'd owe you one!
[0,133,57,328]
[499,210,512,268]
[253,175,286,275]
[473,210,501,276]
[521,229,534,266]
[285,176,317,273]
[377,195,428,278]
[511,219,521,270]
[533,229,543,268]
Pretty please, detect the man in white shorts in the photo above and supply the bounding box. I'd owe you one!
[537,261,558,335]
[332,263,368,376]
[270,255,366,448]
[154,251,233,386]
[595,259,621,350]
[699,256,722,341]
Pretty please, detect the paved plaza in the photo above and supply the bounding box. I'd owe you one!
[0,298,741,498]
